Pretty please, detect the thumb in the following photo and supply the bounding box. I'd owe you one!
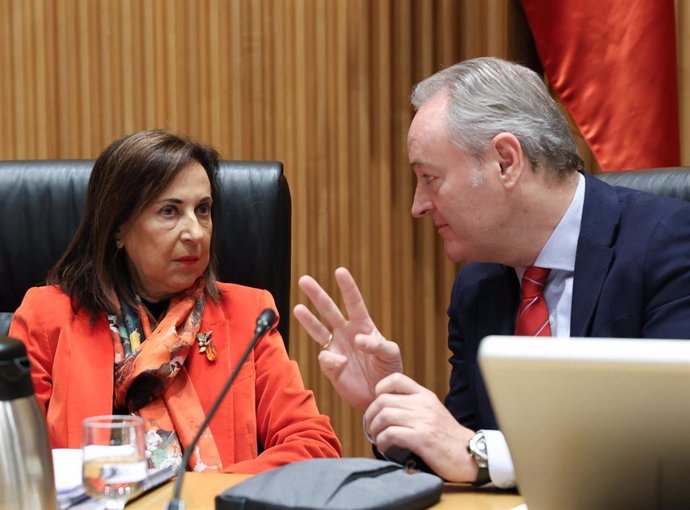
[317,350,348,380]
[354,333,401,362]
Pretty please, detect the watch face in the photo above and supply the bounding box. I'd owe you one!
[477,435,487,454]
[468,431,490,484]
[468,432,489,465]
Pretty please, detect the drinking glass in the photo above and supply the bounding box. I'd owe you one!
[82,415,147,510]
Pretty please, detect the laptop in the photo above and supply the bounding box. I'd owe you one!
[478,336,690,510]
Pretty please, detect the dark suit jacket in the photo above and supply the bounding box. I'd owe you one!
[445,173,690,431]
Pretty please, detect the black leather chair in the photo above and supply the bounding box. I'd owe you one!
[596,167,690,201]
[0,160,292,346]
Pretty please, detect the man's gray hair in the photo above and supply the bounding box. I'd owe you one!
[411,57,583,176]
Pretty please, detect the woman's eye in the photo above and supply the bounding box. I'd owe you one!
[160,205,177,217]
[196,203,211,216]
[423,175,436,184]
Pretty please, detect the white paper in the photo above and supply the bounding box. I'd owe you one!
[52,448,175,510]
[52,448,83,491]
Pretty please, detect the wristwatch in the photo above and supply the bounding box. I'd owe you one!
[467,430,491,485]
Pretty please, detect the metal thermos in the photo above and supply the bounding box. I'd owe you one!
[0,336,57,510]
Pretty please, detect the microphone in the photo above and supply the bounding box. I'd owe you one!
[165,308,278,510]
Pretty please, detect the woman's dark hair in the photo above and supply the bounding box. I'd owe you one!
[48,129,221,318]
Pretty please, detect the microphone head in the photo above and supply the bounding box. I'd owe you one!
[255,308,278,335]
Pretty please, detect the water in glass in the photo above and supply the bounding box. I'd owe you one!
[82,415,147,510]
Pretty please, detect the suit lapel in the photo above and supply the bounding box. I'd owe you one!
[480,267,521,338]
[570,175,621,336]
[186,297,237,463]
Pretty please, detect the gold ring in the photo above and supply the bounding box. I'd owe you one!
[321,333,333,351]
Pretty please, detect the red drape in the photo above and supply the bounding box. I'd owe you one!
[521,0,680,171]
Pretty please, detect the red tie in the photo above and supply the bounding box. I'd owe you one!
[515,266,552,336]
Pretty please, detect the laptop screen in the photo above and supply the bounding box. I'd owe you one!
[478,336,690,509]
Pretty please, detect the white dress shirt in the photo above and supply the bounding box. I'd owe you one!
[483,173,585,488]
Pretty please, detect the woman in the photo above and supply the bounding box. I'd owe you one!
[9,130,341,473]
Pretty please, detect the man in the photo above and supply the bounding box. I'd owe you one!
[293,57,690,488]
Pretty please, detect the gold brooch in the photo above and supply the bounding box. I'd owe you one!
[196,330,217,362]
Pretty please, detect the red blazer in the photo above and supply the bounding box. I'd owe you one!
[9,282,341,473]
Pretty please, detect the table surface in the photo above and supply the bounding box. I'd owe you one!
[127,472,524,509]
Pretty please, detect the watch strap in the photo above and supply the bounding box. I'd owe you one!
[474,465,491,486]
[467,430,491,485]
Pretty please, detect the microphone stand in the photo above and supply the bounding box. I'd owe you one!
[165,308,277,510]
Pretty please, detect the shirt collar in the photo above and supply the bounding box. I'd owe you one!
[515,172,585,280]
[534,172,585,272]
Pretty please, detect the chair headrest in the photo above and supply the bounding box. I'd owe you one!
[0,160,292,345]
[596,168,690,202]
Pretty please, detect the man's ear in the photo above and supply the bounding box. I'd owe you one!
[490,133,524,189]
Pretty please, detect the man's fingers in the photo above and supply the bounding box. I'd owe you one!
[369,408,410,439]
[372,425,417,456]
[298,275,347,330]
[364,391,419,431]
[293,304,332,346]
[334,267,373,323]
[374,372,423,396]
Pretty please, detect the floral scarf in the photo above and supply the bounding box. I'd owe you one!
[108,278,222,473]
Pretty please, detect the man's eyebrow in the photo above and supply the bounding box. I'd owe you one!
[410,159,439,171]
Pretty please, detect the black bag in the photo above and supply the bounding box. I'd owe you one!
[215,458,443,510]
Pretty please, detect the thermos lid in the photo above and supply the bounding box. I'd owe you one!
[0,337,35,401]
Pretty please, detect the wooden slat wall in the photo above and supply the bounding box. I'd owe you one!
[2,0,686,458]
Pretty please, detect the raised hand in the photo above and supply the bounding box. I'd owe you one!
[293,267,403,411]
